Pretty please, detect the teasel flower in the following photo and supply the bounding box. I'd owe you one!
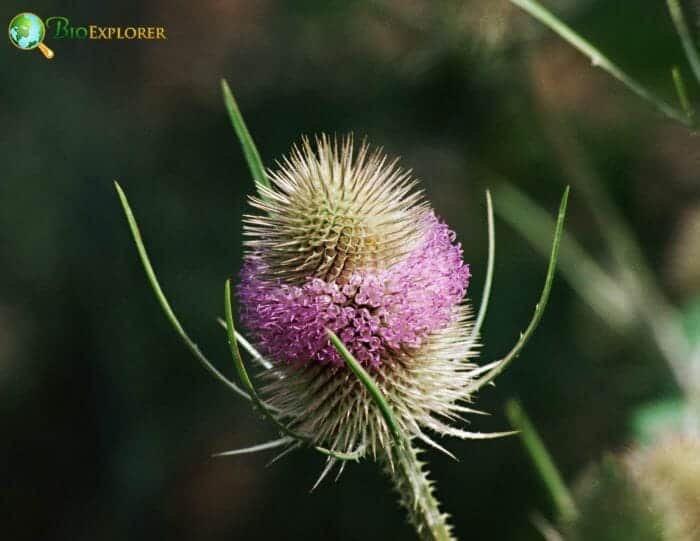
[556,435,700,541]
[508,399,700,541]
[114,80,567,541]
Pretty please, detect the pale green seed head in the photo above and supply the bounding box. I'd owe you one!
[243,135,429,283]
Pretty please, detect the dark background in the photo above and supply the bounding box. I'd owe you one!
[2,1,699,539]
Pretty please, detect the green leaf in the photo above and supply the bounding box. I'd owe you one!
[114,181,250,400]
[508,0,692,127]
[671,66,694,121]
[470,186,570,391]
[220,78,270,194]
[493,182,633,332]
[667,0,700,86]
[469,190,495,345]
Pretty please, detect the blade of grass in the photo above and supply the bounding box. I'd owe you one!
[671,66,694,120]
[509,0,692,127]
[667,0,700,86]
[527,105,694,398]
[469,190,495,345]
[506,399,578,522]
[469,187,569,392]
[221,78,270,193]
[493,182,633,331]
[114,181,250,401]
[327,330,403,446]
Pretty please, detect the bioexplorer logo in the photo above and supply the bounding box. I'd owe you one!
[8,13,54,58]
[8,13,167,59]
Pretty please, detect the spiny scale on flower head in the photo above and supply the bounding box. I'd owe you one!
[238,135,482,457]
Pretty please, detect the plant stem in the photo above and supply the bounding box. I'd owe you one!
[384,441,455,541]
[509,0,692,127]
[671,66,695,120]
[666,0,700,85]
[506,400,578,522]
[330,332,453,539]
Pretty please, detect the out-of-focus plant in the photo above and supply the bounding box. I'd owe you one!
[494,126,700,429]
[508,400,700,540]
[508,0,700,128]
[114,79,570,540]
[492,0,700,420]
[497,3,700,538]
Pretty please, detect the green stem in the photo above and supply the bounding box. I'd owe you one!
[509,0,692,127]
[384,442,455,541]
[506,399,578,522]
[329,331,453,539]
[667,0,700,86]
[671,66,694,119]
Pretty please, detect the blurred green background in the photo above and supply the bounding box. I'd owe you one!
[3,1,699,539]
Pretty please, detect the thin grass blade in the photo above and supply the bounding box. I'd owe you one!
[468,187,569,392]
[469,190,495,346]
[509,0,691,127]
[506,399,578,522]
[114,181,249,400]
[667,0,700,86]
[221,78,270,193]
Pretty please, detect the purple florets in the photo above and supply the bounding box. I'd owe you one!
[238,213,470,368]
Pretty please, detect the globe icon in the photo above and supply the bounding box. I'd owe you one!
[8,12,53,58]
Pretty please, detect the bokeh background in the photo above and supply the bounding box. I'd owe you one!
[3,1,700,539]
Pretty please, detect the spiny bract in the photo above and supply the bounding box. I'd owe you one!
[237,135,483,457]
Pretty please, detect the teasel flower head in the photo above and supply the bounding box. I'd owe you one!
[562,434,700,541]
[237,135,489,460]
[115,83,567,541]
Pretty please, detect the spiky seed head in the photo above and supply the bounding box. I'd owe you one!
[238,135,481,456]
[564,435,700,541]
[626,435,700,541]
[243,135,429,284]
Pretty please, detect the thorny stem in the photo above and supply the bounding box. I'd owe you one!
[329,331,454,540]
[384,441,454,541]
[509,0,693,127]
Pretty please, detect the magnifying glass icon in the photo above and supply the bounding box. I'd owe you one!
[8,13,55,59]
